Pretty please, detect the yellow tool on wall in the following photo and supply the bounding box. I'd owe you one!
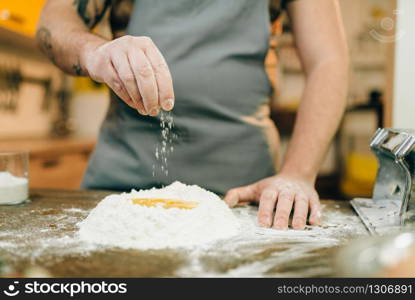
[340,152,378,198]
[0,0,46,36]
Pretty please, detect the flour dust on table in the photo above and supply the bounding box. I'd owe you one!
[77,182,240,250]
[0,188,367,277]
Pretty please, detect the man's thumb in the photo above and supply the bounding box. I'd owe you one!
[223,184,256,207]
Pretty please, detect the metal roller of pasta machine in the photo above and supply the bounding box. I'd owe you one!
[351,128,415,235]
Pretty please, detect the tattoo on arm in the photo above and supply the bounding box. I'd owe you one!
[72,63,83,76]
[37,26,84,76]
[36,26,55,63]
[73,0,111,28]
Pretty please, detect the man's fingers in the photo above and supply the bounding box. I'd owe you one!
[104,63,137,109]
[143,43,175,111]
[273,192,294,230]
[128,48,159,116]
[110,52,147,115]
[292,195,309,230]
[309,195,321,226]
[84,35,174,116]
[224,184,256,208]
[257,189,278,227]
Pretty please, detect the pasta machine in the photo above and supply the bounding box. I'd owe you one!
[351,128,415,235]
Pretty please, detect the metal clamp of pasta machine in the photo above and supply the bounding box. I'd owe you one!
[351,128,415,235]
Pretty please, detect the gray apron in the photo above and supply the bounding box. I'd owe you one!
[82,0,280,195]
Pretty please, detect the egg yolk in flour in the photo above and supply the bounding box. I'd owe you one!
[130,198,199,210]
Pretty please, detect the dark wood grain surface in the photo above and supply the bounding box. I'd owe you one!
[0,189,368,277]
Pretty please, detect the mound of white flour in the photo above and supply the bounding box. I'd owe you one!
[77,182,240,250]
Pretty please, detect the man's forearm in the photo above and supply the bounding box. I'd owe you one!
[36,0,109,76]
[280,58,348,182]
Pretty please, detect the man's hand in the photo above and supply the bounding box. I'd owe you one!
[224,0,347,231]
[81,35,175,116]
[224,175,321,230]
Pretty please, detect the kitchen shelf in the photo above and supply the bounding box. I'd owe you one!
[0,137,96,189]
[0,26,45,61]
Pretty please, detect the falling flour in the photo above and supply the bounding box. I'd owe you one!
[0,171,28,205]
[153,111,175,177]
[77,182,240,250]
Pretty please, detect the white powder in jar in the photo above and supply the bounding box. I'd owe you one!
[77,182,240,250]
[0,172,28,204]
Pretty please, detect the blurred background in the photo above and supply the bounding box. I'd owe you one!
[0,0,410,198]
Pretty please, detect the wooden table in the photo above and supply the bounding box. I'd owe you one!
[0,189,368,277]
[0,138,95,189]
